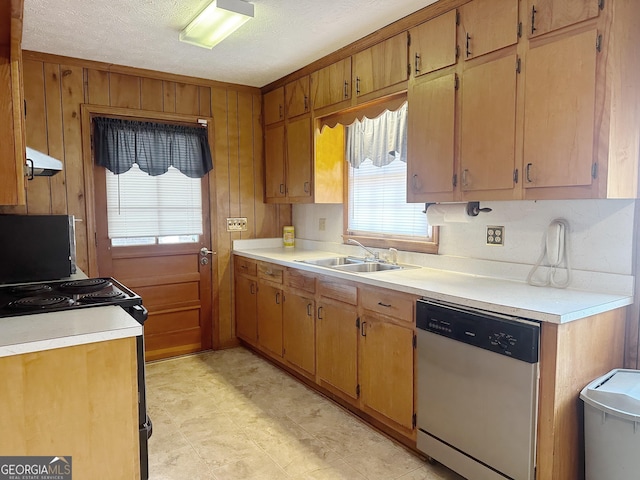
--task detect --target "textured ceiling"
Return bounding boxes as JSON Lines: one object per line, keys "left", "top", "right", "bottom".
{"left": 22, "top": 0, "right": 437, "bottom": 88}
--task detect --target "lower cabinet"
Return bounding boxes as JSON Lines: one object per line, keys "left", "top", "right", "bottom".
{"left": 257, "top": 282, "right": 283, "bottom": 357}
{"left": 235, "top": 275, "right": 258, "bottom": 344}
{"left": 282, "top": 291, "right": 315, "bottom": 375}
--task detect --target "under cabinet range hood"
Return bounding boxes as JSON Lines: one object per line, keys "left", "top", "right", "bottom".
{"left": 25, "top": 147, "right": 63, "bottom": 177}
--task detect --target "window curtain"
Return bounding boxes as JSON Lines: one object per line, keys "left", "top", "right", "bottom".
{"left": 345, "top": 102, "right": 407, "bottom": 168}
{"left": 94, "top": 117, "right": 213, "bottom": 178}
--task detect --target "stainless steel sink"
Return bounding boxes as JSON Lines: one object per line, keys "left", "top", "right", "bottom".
{"left": 298, "top": 256, "right": 364, "bottom": 267}
{"left": 332, "top": 262, "right": 404, "bottom": 273}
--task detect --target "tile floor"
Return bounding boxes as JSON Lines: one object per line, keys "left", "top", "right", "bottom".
{"left": 145, "top": 347, "right": 464, "bottom": 480}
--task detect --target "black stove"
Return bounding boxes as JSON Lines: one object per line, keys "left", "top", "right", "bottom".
{"left": 0, "top": 277, "right": 146, "bottom": 323}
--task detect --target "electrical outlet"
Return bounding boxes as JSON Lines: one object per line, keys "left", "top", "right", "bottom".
{"left": 486, "top": 226, "right": 504, "bottom": 246}
{"left": 226, "top": 217, "right": 248, "bottom": 232}
{"left": 319, "top": 218, "right": 326, "bottom": 231}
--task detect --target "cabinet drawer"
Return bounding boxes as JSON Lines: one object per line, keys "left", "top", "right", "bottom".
{"left": 286, "top": 268, "right": 316, "bottom": 293}
{"left": 234, "top": 256, "right": 257, "bottom": 276}
{"left": 318, "top": 277, "right": 357, "bottom": 305}
{"left": 360, "top": 287, "right": 414, "bottom": 323}
{"left": 258, "top": 262, "right": 284, "bottom": 284}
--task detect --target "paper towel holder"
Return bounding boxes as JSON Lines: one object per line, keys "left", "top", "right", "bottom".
{"left": 466, "top": 201, "right": 492, "bottom": 216}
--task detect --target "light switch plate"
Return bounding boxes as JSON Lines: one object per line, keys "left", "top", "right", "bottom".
{"left": 227, "top": 217, "right": 248, "bottom": 232}
{"left": 487, "top": 226, "right": 504, "bottom": 246}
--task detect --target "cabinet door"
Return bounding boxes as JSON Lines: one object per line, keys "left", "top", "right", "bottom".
{"left": 354, "top": 32, "right": 408, "bottom": 97}
{"left": 523, "top": 29, "right": 596, "bottom": 189}
{"left": 310, "top": 57, "right": 351, "bottom": 110}
{"left": 286, "top": 116, "right": 312, "bottom": 200}
{"left": 283, "top": 292, "right": 315, "bottom": 375}
{"left": 264, "top": 87, "right": 284, "bottom": 125}
{"left": 316, "top": 301, "right": 358, "bottom": 400}
{"left": 528, "top": 0, "right": 600, "bottom": 38}
{"left": 257, "top": 283, "right": 283, "bottom": 357}
{"left": 235, "top": 275, "right": 257, "bottom": 344}
{"left": 285, "top": 76, "right": 310, "bottom": 118}
{"left": 360, "top": 318, "right": 414, "bottom": 429}
{"left": 407, "top": 73, "right": 456, "bottom": 201}
{"left": 460, "top": 0, "right": 519, "bottom": 60}
{"left": 410, "top": 9, "right": 458, "bottom": 77}
{"left": 460, "top": 55, "right": 517, "bottom": 193}
{"left": 265, "top": 125, "right": 286, "bottom": 200}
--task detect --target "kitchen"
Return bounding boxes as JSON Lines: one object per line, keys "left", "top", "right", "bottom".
{"left": 1, "top": 0, "right": 639, "bottom": 479}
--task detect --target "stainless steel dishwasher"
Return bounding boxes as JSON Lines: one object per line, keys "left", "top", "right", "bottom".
{"left": 416, "top": 299, "right": 540, "bottom": 480}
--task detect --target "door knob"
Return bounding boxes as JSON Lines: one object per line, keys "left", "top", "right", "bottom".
{"left": 200, "top": 247, "right": 216, "bottom": 256}
{"left": 200, "top": 257, "right": 209, "bottom": 266}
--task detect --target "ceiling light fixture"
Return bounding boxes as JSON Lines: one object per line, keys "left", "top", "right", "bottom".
{"left": 179, "top": 0, "right": 254, "bottom": 49}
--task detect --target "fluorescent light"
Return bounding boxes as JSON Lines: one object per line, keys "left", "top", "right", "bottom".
{"left": 180, "top": 0, "right": 254, "bottom": 49}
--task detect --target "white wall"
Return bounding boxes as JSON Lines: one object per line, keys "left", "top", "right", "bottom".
{"left": 293, "top": 199, "right": 636, "bottom": 276}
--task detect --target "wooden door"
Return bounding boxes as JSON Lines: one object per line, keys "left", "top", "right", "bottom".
{"left": 528, "top": 0, "right": 600, "bottom": 38}
{"left": 282, "top": 292, "right": 315, "bottom": 375}
{"left": 460, "top": 0, "right": 519, "bottom": 60}
{"left": 360, "top": 317, "right": 414, "bottom": 429}
{"left": 523, "top": 29, "right": 597, "bottom": 191}
{"left": 407, "top": 73, "right": 456, "bottom": 201}
{"left": 310, "top": 57, "right": 351, "bottom": 110}
{"left": 257, "top": 282, "right": 283, "bottom": 357}
{"left": 410, "top": 9, "right": 458, "bottom": 77}
{"left": 94, "top": 167, "right": 213, "bottom": 362}
{"left": 316, "top": 300, "right": 358, "bottom": 400}
{"left": 264, "top": 124, "right": 286, "bottom": 200}
{"left": 235, "top": 275, "right": 257, "bottom": 344}
{"left": 354, "top": 32, "right": 408, "bottom": 97}
{"left": 263, "top": 86, "right": 284, "bottom": 125}
{"left": 460, "top": 55, "right": 517, "bottom": 193}
{"left": 286, "top": 116, "right": 312, "bottom": 200}
{"left": 285, "top": 76, "right": 310, "bottom": 118}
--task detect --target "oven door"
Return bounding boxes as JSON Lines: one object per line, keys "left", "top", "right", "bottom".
{"left": 417, "top": 328, "right": 538, "bottom": 480}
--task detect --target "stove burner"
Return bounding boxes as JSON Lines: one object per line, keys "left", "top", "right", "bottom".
{"left": 11, "top": 284, "right": 53, "bottom": 295}
{"left": 8, "top": 295, "right": 74, "bottom": 310}
{"left": 78, "top": 290, "right": 127, "bottom": 304}
{"left": 58, "top": 278, "right": 113, "bottom": 294}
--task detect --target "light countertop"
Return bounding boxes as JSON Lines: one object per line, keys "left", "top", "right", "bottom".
{"left": 233, "top": 242, "right": 633, "bottom": 324}
{"left": 0, "top": 306, "right": 142, "bottom": 358}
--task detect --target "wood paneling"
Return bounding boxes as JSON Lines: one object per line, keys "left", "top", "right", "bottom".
{"left": 18, "top": 53, "right": 284, "bottom": 352}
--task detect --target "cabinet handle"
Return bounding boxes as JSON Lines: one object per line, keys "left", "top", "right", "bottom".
{"left": 526, "top": 163, "right": 533, "bottom": 183}
{"left": 361, "top": 321, "right": 367, "bottom": 337}
{"left": 414, "top": 53, "right": 421, "bottom": 75}
{"left": 275, "top": 292, "right": 281, "bottom": 305}
{"left": 356, "top": 76, "right": 361, "bottom": 95}
{"left": 304, "top": 181, "right": 310, "bottom": 193}
{"left": 531, "top": 6, "right": 537, "bottom": 35}
{"left": 412, "top": 173, "right": 419, "bottom": 192}
{"left": 344, "top": 80, "right": 349, "bottom": 98}
{"left": 462, "top": 169, "right": 469, "bottom": 187}
{"left": 465, "top": 33, "right": 472, "bottom": 58}
{"left": 307, "top": 303, "right": 312, "bottom": 317}
{"left": 240, "top": 264, "right": 248, "bottom": 270}
{"left": 377, "top": 302, "right": 392, "bottom": 308}
{"left": 250, "top": 283, "right": 256, "bottom": 295}
{"left": 304, "top": 95, "right": 308, "bottom": 111}
{"left": 317, "top": 306, "right": 324, "bottom": 320}
{"left": 279, "top": 104, "right": 283, "bottom": 119}
{"left": 279, "top": 183, "right": 285, "bottom": 195}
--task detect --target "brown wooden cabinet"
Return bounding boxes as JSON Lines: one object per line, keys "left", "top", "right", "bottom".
{"left": 263, "top": 86, "right": 284, "bottom": 125}
{"left": 234, "top": 257, "right": 258, "bottom": 345}
{"left": 310, "top": 57, "right": 351, "bottom": 111}
{"left": 285, "top": 116, "right": 312, "bottom": 200}
{"left": 410, "top": 9, "right": 458, "bottom": 78}
{"left": 459, "top": 54, "right": 518, "bottom": 197}
{"left": 264, "top": 124, "right": 286, "bottom": 200}
{"left": 459, "top": 0, "right": 519, "bottom": 61}
{"left": 522, "top": 28, "right": 597, "bottom": 194}
{"left": 282, "top": 291, "right": 315, "bottom": 376}
{"left": 0, "top": 1, "right": 26, "bottom": 206}
{"left": 257, "top": 282, "right": 283, "bottom": 357}
{"left": 353, "top": 32, "right": 409, "bottom": 99}
{"left": 407, "top": 73, "right": 456, "bottom": 202}
{"left": 285, "top": 76, "right": 310, "bottom": 118}
{"left": 527, "top": 0, "right": 600, "bottom": 38}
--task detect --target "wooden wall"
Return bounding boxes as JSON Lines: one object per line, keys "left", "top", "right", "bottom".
{"left": 2, "top": 51, "right": 291, "bottom": 348}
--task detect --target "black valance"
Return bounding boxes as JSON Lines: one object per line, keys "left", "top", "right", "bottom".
{"left": 93, "top": 117, "right": 213, "bottom": 178}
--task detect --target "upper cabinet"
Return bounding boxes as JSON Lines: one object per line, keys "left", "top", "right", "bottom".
{"left": 528, "top": 0, "right": 600, "bottom": 38}
{"left": 410, "top": 9, "right": 458, "bottom": 77}
{"left": 285, "top": 76, "right": 310, "bottom": 118}
{"left": 459, "top": 0, "right": 519, "bottom": 60}
{"left": 310, "top": 57, "right": 351, "bottom": 111}
{"left": 0, "top": 0, "right": 26, "bottom": 206}
{"left": 353, "top": 32, "right": 408, "bottom": 99}
{"left": 263, "top": 87, "right": 284, "bottom": 125}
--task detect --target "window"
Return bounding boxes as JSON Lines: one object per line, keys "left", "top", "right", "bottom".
{"left": 344, "top": 102, "right": 437, "bottom": 252}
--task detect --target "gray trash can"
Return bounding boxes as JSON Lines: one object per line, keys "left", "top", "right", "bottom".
{"left": 580, "top": 369, "right": 640, "bottom": 480}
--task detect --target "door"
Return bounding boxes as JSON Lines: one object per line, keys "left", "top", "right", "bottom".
{"left": 265, "top": 125, "right": 286, "bottom": 200}
{"left": 282, "top": 292, "right": 315, "bottom": 375}
{"left": 528, "top": 0, "right": 600, "bottom": 38}
{"left": 94, "top": 145, "right": 214, "bottom": 362}
{"left": 257, "top": 282, "right": 283, "bottom": 357}
{"left": 235, "top": 275, "right": 257, "bottom": 344}
{"left": 286, "top": 116, "right": 312, "bottom": 200}
{"left": 410, "top": 9, "right": 458, "bottom": 77}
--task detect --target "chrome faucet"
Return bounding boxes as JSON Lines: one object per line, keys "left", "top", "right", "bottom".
{"left": 347, "top": 239, "right": 379, "bottom": 262}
